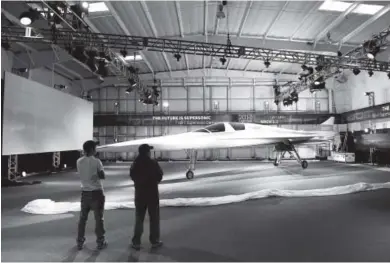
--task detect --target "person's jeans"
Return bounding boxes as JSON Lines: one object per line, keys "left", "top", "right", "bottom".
{"left": 77, "top": 190, "right": 105, "bottom": 244}
{"left": 132, "top": 200, "right": 160, "bottom": 245}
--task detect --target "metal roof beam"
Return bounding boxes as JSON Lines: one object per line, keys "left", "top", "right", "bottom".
{"left": 237, "top": 0, "right": 253, "bottom": 37}
{"left": 140, "top": 1, "right": 172, "bottom": 73}
{"left": 203, "top": 0, "right": 208, "bottom": 72}
{"left": 105, "top": 1, "right": 154, "bottom": 74}
{"left": 264, "top": 1, "right": 288, "bottom": 39}
{"left": 290, "top": 2, "right": 323, "bottom": 41}
{"left": 174, "top": 1, "right": 189, "bottom": 74}
{"left": 314, "top": 2, "right": 359, "bottom": 47}
{"left": 339, "top": 4, "right": 390, "bottom": 46}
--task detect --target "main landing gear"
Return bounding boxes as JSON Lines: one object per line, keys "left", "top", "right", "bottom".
{"left": 185, "top": 150, "right": 197, "bottom": 180}
{"left": 273, "top": 141, "right": 308, "bottom": 169}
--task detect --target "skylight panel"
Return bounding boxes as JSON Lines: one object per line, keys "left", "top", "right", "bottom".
{"left": 88, "top": 2, "right": 109, "bottom": 13}
{"left": 124, "top": 55, "right": 143, "bottom": 61}
{"left": 319, "top": 0, "right": 352, "bottom": 12}
{"left": 353, "top": 4, "right": 383, "bottom": 15}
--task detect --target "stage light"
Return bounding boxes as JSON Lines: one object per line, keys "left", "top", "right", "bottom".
{"left": 363, "top": 40, "right": 380, "bottom": 59}
{"left": 368, "top": 70, "right": 374, "bottom": 77}
{"left": 86, "top": 50, "right": 97, "bottom": 72}
{"left": 97, "top": 60, "right": 108, "bottom": 77}
{"left": 353, "top": 68, "right": 360, "bottom": 75}
{"left": 82, "top": 2, "right": 89, "bottom": 9}
{"left": 120, "top": 49, "right": 128, "bottom": 58}
{"left": 174, "top": 53, "right": 181, "bottom": 62}
{"left": 22, "top": 171, "right": 27, "bottom": 177}
{"left": 63, "top": 164, "right": 67, "bottom": 169}
{"left": 125, "top": 87, "right": 134, "bottom": 94}
{"left": 128, "top": 78, "right": 137, "bottom": 87}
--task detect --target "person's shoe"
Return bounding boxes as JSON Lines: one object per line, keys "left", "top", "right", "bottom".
{"left": 97, "top": 241, "right": 108, "bottom": 250}
{"left": 151, "top": 241, "right": 163, "bottom": 249}
{"left": 131, "top": 243, "right": 141, "bottom": 250}
{"left": 77, "top": 238, "right": 85, "bottom": 250}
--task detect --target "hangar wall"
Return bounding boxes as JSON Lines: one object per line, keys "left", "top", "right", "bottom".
{"left": 332, "top": 71, "right": 390, "bottom": 113}
{"left": 28, "top": 68, "right": 82, "bottom": 97}
{"left": 1, "top": 48, "right": 14, "bottom": 79}
{"left": 91, "top": 77, "right": 330, "bottom": 161}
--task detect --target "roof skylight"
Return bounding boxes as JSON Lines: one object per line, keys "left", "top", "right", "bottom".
{"left": 319, "top": 0, "right": 351, "bottom": 12}
{"left": 88, "top": 2, "right": 109, "bottom": 13}
{"left": 319, "top": 0, "right": 383, "bottom": 15}
{"left": 353, "top": 4, "right": 383, "bottom": 15}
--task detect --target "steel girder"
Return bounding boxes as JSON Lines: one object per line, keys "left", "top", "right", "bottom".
{"left": 2, "top": 26, "right": 390, "bottom": 74}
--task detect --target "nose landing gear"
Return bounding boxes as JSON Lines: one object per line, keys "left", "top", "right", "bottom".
{"left": 273, "top": 141, "right": 309, "bottom": 169}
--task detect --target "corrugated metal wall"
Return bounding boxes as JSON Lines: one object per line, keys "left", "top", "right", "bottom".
{"left": 91, "top": 77, "right": 329, "bottom": 160}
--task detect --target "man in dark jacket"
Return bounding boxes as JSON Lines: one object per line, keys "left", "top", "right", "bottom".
{"left": 130, "top": 144, "right": 163, "bottom": 250}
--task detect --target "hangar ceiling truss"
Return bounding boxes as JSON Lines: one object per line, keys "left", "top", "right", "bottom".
{"left": 2, "top": 26, "right": 390, "bottom": 73}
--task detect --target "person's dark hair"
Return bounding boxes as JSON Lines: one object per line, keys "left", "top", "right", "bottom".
{"left": 83, "top": 140, "right": 96, "bottom": 154}
{"left": 138, "top": 144, "right": 152, "bottom": 156}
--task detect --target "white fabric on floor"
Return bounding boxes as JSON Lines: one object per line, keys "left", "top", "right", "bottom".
{"left": 21, "top": 181, "right": 390, "bottom": 214}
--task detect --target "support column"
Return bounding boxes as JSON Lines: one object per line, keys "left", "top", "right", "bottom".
{"left": 8, "top": 155, "right": 18, "bottom": 181}
{"left": 52, "top": 152, "right": 60, "bottom": 169}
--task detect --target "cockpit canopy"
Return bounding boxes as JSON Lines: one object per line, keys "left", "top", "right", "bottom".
{"left": 194, "top": 122, "right": 245, "bottom": 133}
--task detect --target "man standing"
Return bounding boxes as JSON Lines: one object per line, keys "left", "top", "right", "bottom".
{"left": 76, "top": 140, "right": 107, "bottom": 250}
{"left": 130, "top": 144, "right": 163, "bottom": 250}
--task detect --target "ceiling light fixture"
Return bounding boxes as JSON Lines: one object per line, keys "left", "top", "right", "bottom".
{"left": 19, "top": 9, "right": 40, "bottom": 26}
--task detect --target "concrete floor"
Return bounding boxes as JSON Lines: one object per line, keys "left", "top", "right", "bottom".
{"left": 2, "top": 161, "right": 390, "bottom": 261}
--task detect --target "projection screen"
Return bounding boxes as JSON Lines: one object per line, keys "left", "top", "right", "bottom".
{"left": 2, "top": 72, "right": 93, "bottom": 155}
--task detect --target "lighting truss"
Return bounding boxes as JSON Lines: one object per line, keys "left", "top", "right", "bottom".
{"left": 343, "top": 25, "right": 390, "bottom": 60}
{"left": 13, "top": 1, "right": 147, "bottom": 95}
{"left": 2, "top": 26, "right": 390, "bottom": 74}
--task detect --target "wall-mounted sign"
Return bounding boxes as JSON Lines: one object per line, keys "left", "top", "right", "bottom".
{"left": 94, "top": 112, "right": 336, "bottom": 127}
{"left": 342, "top": 103, "right": 390, "bottom": 123}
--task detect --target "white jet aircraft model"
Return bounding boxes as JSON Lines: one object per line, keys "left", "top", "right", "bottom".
{"left": 97, "top": 117, "right": 336, "bottom": 180}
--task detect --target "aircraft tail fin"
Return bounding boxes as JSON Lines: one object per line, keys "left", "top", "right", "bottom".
{"left": 321, "top": 116, "right": 335, "bottom": 125}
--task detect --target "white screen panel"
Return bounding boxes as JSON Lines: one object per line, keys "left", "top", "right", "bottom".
{"left": 2, "top": 72, "right": 93, "bottom": 155}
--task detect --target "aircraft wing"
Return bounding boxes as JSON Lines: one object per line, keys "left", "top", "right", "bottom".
{"left": 96, "top": 131, "right": 317, "bottom": 153}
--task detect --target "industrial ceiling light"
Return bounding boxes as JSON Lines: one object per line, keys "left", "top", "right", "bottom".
{"left": 216, "top": 3, "right": 226, "bottom": 19}
{"left": 352, "top": 68, "right": 361, "bottom": 75}
{"left": 220, "top": 57, "right": 227, "bottom": 65}
{"left": 19, "top": 9, "right": 39, "bottom": 26}
{"left": 264, "top": 60, "right": 270, "bottom": 68}
{"left": 174, "top": 53, "right": 181, "bottom": 62}
{"left": 368, "top": 70, "right": 374, "bottom": 77}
